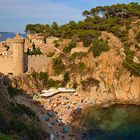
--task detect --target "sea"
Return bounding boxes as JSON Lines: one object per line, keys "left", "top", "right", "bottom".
{"left": 79, "top": 104, "right": 140, "bottom": 140}
{"left": 0, "top": 32, "right": 26, "bottom": 42}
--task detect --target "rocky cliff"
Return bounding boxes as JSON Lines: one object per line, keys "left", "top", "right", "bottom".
{"left": 9, "top": 31, "right": 140, "bottom": 108}
{"left": 72, "top": 31, "right": 140, "bottom": 106}
{"left": 4, "top": 18, "right": 140, "bottom": 111}
{"left": 81, "top": 32, "right": 140, "bottom": 106}
{"left": 48, "top": 29, "right": 140, "bottom": 107}
{"left": 0, "top": 74, "right": 48, "bottom": 140}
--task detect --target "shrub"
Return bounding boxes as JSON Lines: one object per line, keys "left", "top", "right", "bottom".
{"left": 135, "top": 32, "right": 140, "bottom": 43}
{"left": 91, "top": 39, "right": 110, "bottom": 57}
{"left": 0, "top": 113, "right": 10, "bottom": 134}
{"left": 72, "top": 52, "right": 87, "bottom": 59}
{"left": 53, "top": 40, "right": 60, "bottom": 48}
{"left": 81, "top": 77, "right": 100, "bottom": 90}
{"left": 0, "top": 133, "right": 17, "bottom": 140}
{"left": 135, "top": 44, "right": 140, "bottom": 49}
{"left": 123, "top": 45, "right": 140, "bottom": 76}
{"left": 10, "top": 119, "right": 40, "bottom": 140}
{"left": 78, "top": 62, "right": 86, "bottom": 72}
{"left": 83, "top": 40, "right": 92, "bottom": 47}
{"left": 64, "top": 72, "right": 70, "bottom": 83}
{"left": 108, "top": 24, "right": 129, "bottom": 42}
{"left": 26, "top": 45, "right": 43, "bottom": 56}
{"left": 52, "top": 58, "right": 65, "bottom": 74}
{"left": 7, "top": 86, "right": 20, "bottom": 97}
{"left": 10, "top": 119, "right": 28, "bottom": 132}
{"left": 39, "top": 72, "right": 48, "bottom": 85}
{"left": 46, "top": 52, "right": 55, "bottom": 57}
{"left": 63, "top": 41, "right": 76, "bottom": 53}
{"left": 46, "top": 79, "right": 60, "bottom": 89}
{"left": 73, "top": 82, "right": 78, "bottom": 89}
{"left": 13, "top": 104, "right": 36, "bottom": 118}
{"left": 123, "top": 60, "right": 140, "bottom": 76}
{"left": 43, "top": 36, "right": 47, "bottom": 43}
{"left": 74, "top": 30, "right": 101, "bottom": 47}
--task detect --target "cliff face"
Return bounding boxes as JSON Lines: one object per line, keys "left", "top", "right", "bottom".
{"left": 11, "top": 73, "right": 44, "bottom": 96}
{"left": 0, "top": 76, "right": 12, "bottom": 117}
{"left": 9, "top": 31, "right": 140, "bottom": 108}
{"left": 87, "top": 49, "right": 140, "bottom": 106}
{"left": 76, "top": 31, "right": 140, "bottom": 106}
{"left": 0, "top": 75, "right": 48, "bottom": 140}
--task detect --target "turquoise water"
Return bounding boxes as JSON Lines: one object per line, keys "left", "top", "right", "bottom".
{"left": 0, "top": 32, "right": 26, "bottom": 42}
{"left": 79, "top": 104, "right": 140, "bottom": 140}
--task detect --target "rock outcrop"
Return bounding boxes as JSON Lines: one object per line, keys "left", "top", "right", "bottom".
{"left": 0, "top": 74, "right": 48, "bottom": 140}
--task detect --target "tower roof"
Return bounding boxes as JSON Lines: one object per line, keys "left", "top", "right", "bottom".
{"left": 12, "top": 33, "right": 25, "bottom": 43}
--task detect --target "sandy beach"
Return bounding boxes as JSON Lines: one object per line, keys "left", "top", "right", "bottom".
{"left": 15, "top": 92, "right": 94, "bottom": 140}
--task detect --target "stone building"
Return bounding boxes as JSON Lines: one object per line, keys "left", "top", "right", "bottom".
{"left": 0, "top": 33, "right": 53, "bottom": 76}
{"left": 0, "top": 33, "right": 25, "bottom": 76}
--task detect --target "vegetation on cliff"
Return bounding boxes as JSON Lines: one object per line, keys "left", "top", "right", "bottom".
{"left": 123, "top": 44, "right": 140, "bottom": 76}
{"left": 91, "top": 39, "right": 110, "bottom": 57}
{"left": 135, "top": 31, "right": 140, "bottom": 43}
{"left": 63, "top": 41, "right": 76, "bottom": 53}
{"left": 25, "top": 2, "right": 140, "bottom": 76}
{"left": 0, "top": 75, "right": 47, "bottom": 140}
{"left": 26, "top": 43, "right": 43, "bottom": 55}
{"left": 0, "top": 133, "right": 17, "bottom": 140}
{"left": 52, "top": 57, "right": 65, "bottom": 75}
{"left": 25, "top": 2, "right": 140, "bottom": 40}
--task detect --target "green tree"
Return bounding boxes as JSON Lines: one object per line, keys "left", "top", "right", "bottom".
{"left": 82, "top": 10, "right": 91, "bottom": 17}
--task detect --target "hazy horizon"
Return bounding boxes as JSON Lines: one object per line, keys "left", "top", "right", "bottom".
{"left": 0, "top": 0, "right": 140, "bottom": 33}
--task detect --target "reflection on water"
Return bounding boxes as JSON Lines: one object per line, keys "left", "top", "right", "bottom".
{"left": 79, "top": 104, "right": 140, "bottom": 140}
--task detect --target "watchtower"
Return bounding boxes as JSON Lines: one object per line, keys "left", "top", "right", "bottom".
{"left": 12, "top": 33, "right": 25, "bottom": 76}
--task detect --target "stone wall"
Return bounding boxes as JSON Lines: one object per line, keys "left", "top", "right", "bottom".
{"left": 0, "top": 56, "right": 13, "bottom": 74}
{"left": 28, "top": 55, "right": 52, "bottom": 72}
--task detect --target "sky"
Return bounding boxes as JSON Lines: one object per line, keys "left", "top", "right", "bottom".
{"left": 0, "top": 0, "right": 140, "bottom": 33}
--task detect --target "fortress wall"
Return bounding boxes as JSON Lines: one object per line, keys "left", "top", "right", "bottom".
{"left": 28, "top": 55, "right": 52, "bottom": 72}
{"left": 0, "top": 56, "right": 13, "bottom": 75}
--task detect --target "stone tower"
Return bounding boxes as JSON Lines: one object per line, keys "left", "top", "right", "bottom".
{"left": 12, "top": 33, "right": 25, "bottom": 76}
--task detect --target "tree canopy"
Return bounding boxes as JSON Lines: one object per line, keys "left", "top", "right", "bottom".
{"left": 25, "top": 3, "right": 140, "bottom": 39}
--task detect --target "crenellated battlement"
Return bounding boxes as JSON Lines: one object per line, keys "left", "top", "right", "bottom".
{"left": 28, "top": 54, "right": 46, "bottom": 58}
{"left": 0, "top": 55, "right": 13, "bottom": 59}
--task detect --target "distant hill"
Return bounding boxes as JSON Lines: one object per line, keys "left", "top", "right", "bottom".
{"left": 0, "top": 32, "right": 26, "bottom": 42}
{"left": 0, "top": 32, "right": 15, "bottom": 34}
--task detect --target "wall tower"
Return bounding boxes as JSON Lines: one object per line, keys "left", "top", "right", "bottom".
{"left": 12, "top": 33, "right": 25, "bottom": 76}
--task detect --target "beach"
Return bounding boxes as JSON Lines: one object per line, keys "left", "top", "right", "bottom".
{"left": 15, "top": 91, "right": 94, "bottom": 140}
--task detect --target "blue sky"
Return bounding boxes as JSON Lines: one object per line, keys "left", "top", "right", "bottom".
{"left": 0, "top": 0, "right": 139, "bottom": 33}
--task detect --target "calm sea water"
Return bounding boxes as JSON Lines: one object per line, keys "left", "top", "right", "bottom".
{"left": 0, "top": 32, "right": 26, "bottom": 42}
{"left": 79, "top": 104, "right": 140, "bottom": 140}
